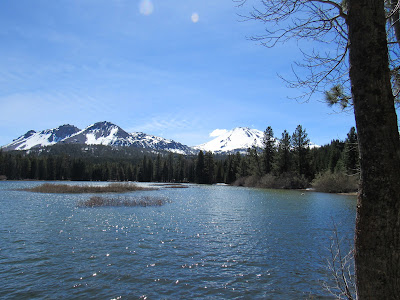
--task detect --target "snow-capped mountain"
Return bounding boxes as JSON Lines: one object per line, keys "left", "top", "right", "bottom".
{"left": 194, "top": 127, "right": 265, "bottom": 154}
{"left": 2, "top": 121, "right": 195, "bottom": 155}
{"left": 62, "top": 121, "right": 133, "bottom": 147}
{"left": 62, "top": 121, "right": 195, "bottom": 154}
{"left": 129, "top": 132, "right": 195, "bottom": 154}
{"left": 2, "top": 124, "right": 80, "bottom": 151}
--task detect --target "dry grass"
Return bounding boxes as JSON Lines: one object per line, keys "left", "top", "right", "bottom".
{"left": 77, "top": 196, "right": 168, "bottom": 207}
{"left": 151, "top": 183, "right": 189, "bottom": 189}
{"left": 164, "top": 185, "right": 189, "bottom": 189}
{"left": 22, "top": 183, "right": 155, "bottom": 194}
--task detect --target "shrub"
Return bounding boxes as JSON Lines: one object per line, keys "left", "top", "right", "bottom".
{"left": 257, "top": 174, "right": 278, "bottom": 188}
{"left": 312, "top": 171, "right": 359, "bottom": 193}
{"left": 232, "top": 173, "right": 310, "bottom": 189}
{"left": 244, "top": 175, "right": 261, "bottom": 187}
{"left": 285, "top": 173, "right": 309, "bottom": 189}
{"left": 232, "top": 177, "right": 247, "bottom": 186}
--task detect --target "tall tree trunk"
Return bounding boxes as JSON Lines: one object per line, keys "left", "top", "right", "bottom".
{"left": 347, "top": 0, "right": 400, "bottom": 298}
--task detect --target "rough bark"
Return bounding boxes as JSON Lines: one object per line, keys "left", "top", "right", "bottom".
{"left": 347, "top": 0, "right": 400, "bottom": 298}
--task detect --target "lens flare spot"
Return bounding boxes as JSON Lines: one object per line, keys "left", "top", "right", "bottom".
{"left": 139, "top": 0, "right": 154, "bottom": 16}
{"left": 191, "top": 13, "right": 199, "bottom": 23}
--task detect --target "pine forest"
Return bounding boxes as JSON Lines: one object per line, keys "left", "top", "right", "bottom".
{"left": 0, "top": 125, "right": 359, "bottom": 193}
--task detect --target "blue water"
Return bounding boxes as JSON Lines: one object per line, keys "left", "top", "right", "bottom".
{"left": 0, "top": 181, "right": 356, "bottom": 299}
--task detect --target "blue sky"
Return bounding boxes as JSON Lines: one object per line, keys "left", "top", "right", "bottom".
{"left": 0, "top": 0, "right": 356, "bottom": 147}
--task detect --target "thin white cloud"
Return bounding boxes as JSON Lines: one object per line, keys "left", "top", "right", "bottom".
{"left": 139, "top": 0, "right": 154, "bottom": 16}
{"left": 191, "top": 13, "right": 199, "bottom": 23}
{"left": 210, "top": 129, "right": 228, "bottom": 137}
{"left": 128, "top": 115, "right": 192, "bottom": 134}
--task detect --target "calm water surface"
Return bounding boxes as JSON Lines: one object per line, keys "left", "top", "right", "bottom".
{"left": 0, "top": 181, "right": 356, "bottom": 299}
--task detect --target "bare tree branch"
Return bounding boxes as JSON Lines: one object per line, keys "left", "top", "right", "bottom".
{"left": 239, "top": 0, "right": 400, "bottom": 106}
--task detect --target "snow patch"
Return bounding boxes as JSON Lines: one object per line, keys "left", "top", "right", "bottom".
{"left": 209, "top": 129, "right": 228, "bottom": 137}
{"left": 195, "top": 127, "right": 264, "bottom": 153}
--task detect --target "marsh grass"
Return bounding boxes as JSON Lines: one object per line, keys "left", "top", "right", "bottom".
{"left": 162, "top": 184, "right": 189, "bottom": 189}
{"left": 77, "top": 196, "right": 168, "bottom": 207}
{"left": 22, "top": 183, "right": 155, "bottom": 194}
{"left": 150, "top": 183, "right": 189, "bottom": 189}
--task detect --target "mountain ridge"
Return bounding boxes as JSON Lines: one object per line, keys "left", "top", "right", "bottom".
{"left": 2, "top": 122, "right": 313, "bottom": 154}
{"left": 2, "top": 121, "right": 195, "bottom": 155}
{"left": 3, "top": 124, "right": 81, "bottom": 151}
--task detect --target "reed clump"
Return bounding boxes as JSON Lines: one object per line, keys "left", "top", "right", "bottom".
{"left": 22, "top": 183, "right": 154, "bottom": 194}
{"left": 77, "top": 196, "right": 168, "bottom": 207}
{"left": 164, "top": 185, "right": 189, "bottom": 188}
{"left": 150, "top": 183, "right": 189, "bottom": 189}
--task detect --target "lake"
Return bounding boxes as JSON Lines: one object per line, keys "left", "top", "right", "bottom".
{"left": 0, "top": 181, "right": 356, "bottom": 299}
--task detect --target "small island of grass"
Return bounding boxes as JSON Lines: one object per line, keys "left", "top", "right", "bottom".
{"left": 22, "top": 182, "right": 155, "bottom": 194}
{"left": 77, "top": 196, "right": 168, "bottom": 207}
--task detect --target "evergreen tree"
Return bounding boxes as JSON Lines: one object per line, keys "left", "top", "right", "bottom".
{"left": 139, "top": 156, "right": 153, "bottom": 182}
{"left": 167, "top": 153, "right": 174, "bottom": 182}
{"left": 46, "top": 156, "right": 56, "bottom": 180}
{"left": 224, "top": 154, "right": 237, "bottom": 184}
{"left": 38, "top": 158, "right": 48, "bottom": 180}
{"left": 203, "top": 151, "right": 215, "bottom": 184}
{"left": 102, "top": 163, "right": 111, "bottom": 181}
{"left": 327, "top": 139, "right": 345, "bottom": 173}
{"left": 247, "top": 144, "right": 262, "bottom": 177}
{"left": 215, "top": 160, "right": 225, "bottom": 183}
{"left": 153, "top": 154, "right": 162, "bottom": 182}
{"left": 292, "top": 125, "right": 311, "bottom": 177}
{"left": 118, "top": 164, "right": 126, "bottom": 181}
{"left": 0, "top": 150, "right": 4, "bottom": 176}
{"left": 110, "top": 163, "right": 119, "bottom": 181}
{"left": 195, "top": 150, "right": 205, "bottom": 183}
{"left": 6, "top": 155, "right": 18, "bottom": 180}
{"left": 262, "top": 126, "right": 275, "bottom": 174}
{"left": 91, "top": 165, "right": 103, "bottom": 181}
{"left": 21, "top": 157, "right": 31, "bottom": 179}
{"left": 344, "top": 127, "right": 359, "bottom": 175}
{"left": 186, "top": 159, "right": 195, "bottom": 182}
{"left": 175, "top": 155, "right": 185, "bottom": 182}
{"left": 71, "top": 159, "right": 85, "bottom": 181}
{"left": 161, "top": 161, "right": 169, "bottom": 182}
{"left": 236, "top": 153, "right": 249, "bottom": 179}
{"left": 31, "top": 158, "right": 39, "bottom": 179}
{"left": 126, "top": 164, "right": 135, "bottom": 181}
{"left": 60, "top": 155, "right": 70, "bottom": 180}
{"left": 276, "top": 130, "right": 292, "bottom": 174}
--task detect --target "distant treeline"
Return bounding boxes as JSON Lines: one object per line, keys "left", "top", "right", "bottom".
{"left": 0, "top": 125, "right": 359, "bottom": 189}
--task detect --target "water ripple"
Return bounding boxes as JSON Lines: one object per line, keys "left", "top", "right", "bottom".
{"left": 0, "top": 182, "right": 355, "bottom": 299}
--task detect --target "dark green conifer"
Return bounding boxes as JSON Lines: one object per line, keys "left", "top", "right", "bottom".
{"left": 344, "top": 127, "right": 359, "bottom": 175}
{"left": 195, "top": 150, "right": 205, "bottom": 183}
{"left": 276, "top": 130, "right": 292, "bottom": 174}
{"left": 262, "top": 126, "right": 275, "bottom": 174}
{"left": 292, "top": 125, "right": 311, "bottom": 178}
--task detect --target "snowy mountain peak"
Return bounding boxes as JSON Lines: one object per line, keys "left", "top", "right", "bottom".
{"left": 2, "top": 121, "right": 196, "bottom": 155}
{"left": 87, "top": 121, "right": 118, "bottom": 130}
{"left": 63, "top": 121, "right": 131, "bottom": 146}
{"left": 21, "top": 130, "right": 37, "bottom": 140}
{"left": 47, "top": 124, "right": 81, "bottom": 143}
{"left": 2, "top": 124, "right": 80, "bottom": 151}
{"left": 195, "top": 127, "right": 265, "bottom": 154}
